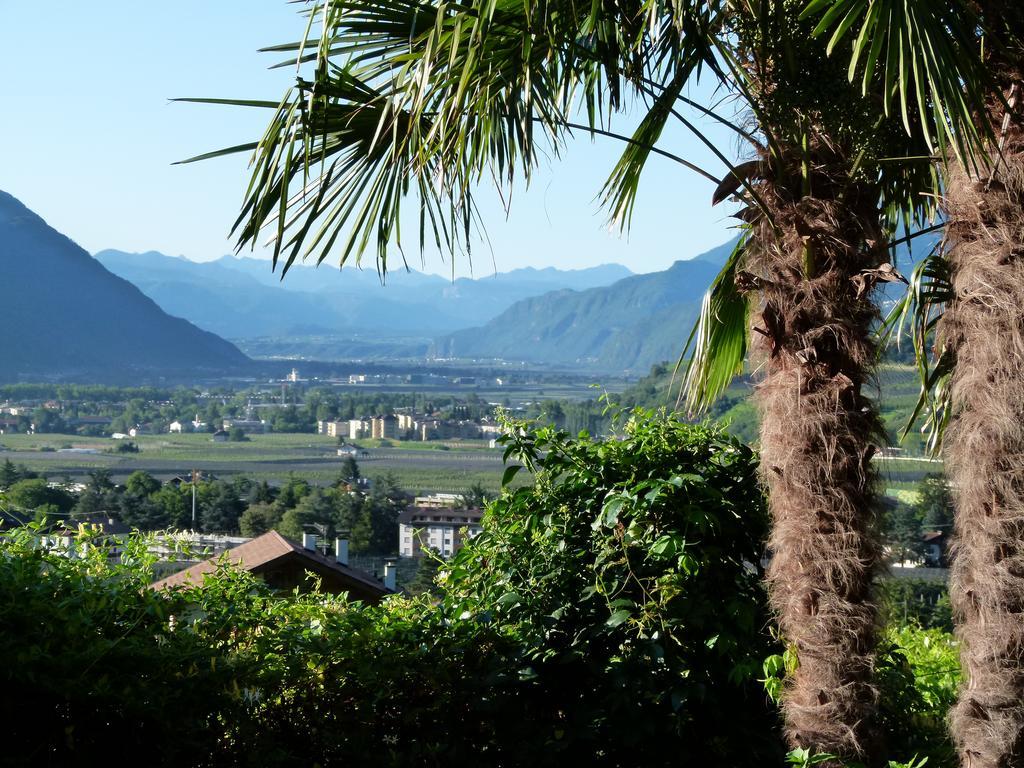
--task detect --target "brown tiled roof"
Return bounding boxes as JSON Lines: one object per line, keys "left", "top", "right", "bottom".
{"left": 151, "top": 530, "right": 390, "bottom": 598}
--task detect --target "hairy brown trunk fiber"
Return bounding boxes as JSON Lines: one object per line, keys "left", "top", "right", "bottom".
{"left": 943, "top": 69, "right": 1024, "bottom": 768}
{"left": 749, "top": 167, "right": 886, "bottom": 759}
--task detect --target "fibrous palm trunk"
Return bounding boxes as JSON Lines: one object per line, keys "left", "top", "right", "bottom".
{"left": 748, "top": 155, "right": 887, "bottom": 759}
{"left": 943, "top": 67, "right": 1024, "bottom": 768}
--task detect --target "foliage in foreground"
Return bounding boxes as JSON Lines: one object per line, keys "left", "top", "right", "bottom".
{"left": 447, "top": 413, "right": 782, "bottom": 764}
{"left": 1, "top": 412, "right": 777, "bottom": 766}
{"left": 0, "top": 412, "right": 960, "bottom": 766}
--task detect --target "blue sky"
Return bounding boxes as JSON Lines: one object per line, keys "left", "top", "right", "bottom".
{"left": 1, "top": 1, "right": 742, "bottom": 278}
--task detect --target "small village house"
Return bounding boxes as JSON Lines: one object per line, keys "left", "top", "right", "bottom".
{"left": 152, "top": 530, "right": 394, "bottom": 602}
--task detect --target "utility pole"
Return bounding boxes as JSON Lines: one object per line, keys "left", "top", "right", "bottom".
{"left": 191, "top": 468, "right": 199, "bottom": 527}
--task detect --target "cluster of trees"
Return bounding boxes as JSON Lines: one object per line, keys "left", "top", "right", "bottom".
{"left": 0, "top": 458, "right": 405, "bottom": 558}
{"left": 1, "top": 385, "right": 208, "bottom": 435}
{"left": 0, "top": 461, "right": 248, "bottom": 532}
{"left": 4, "top": 384, "right": 502, "bottom": 437}
{"left": 0, "top": 383, "right": 177, "bottom": 402}
{"left": 238, "top": 464, "right": 405, "bottom": 554}
{"left": 883, "top": 476, "right": 956, "bottom": 566}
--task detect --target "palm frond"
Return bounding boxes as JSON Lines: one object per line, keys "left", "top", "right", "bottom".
{"left": 600, "top": 71, "right": 693, "bottom": 230}
{"left": 678, "top": 231, "right": 751, "bottom": 415}
{"left": 183, "top": 0, "right": 734, "bottom": 275}
{"left": 802, "top": 0, "right": 990, "bottom": 166}
{"left": 878, "top": 245, "right": 954, "bottom": 453}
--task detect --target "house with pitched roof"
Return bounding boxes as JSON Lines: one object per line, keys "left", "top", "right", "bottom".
{"left": 151, "top": 530, "right": 395, "bottom": 603}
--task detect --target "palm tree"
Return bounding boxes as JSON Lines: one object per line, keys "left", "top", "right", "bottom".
{"left": 865, "top": 4, "right": 1024, "bottom": 764}
{"left": 187, "top": 0, "right": 974, "bottom": 758}
{"left": 942, "top": 15, "right": 1024, "bottom": 762}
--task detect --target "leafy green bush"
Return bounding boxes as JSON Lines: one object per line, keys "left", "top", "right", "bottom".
{"left": 0, "top": 525, "right": 533, "bottom": 766}
{"left": 445, "top": 411, "right": 783, "bottom": 765}
{"left": 875, "top": 623, "right": 960, "bottom": 767}
{"left": 879, "top": 578, "right": 953, "bottom": 631}
{"left": 1, "top": 411, "right": 783, "bottom": 766}
{"left": 777, "top": 622, "right": 961, "bottom": 768}
{"left": 0, "top": 527, "right": 239, "bottom": 763}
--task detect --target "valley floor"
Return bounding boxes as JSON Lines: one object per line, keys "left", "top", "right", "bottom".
{"left": 0, "top": 432, "right": 512, "bottom": 494}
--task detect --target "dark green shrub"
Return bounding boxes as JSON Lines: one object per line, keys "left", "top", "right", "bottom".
{"left": 0, "top": 411, "right": 782, "bottom": 766}
{"left": 0, "top": 528, "right": 239, "bottom": 764}
{"left": 443, "top": 411, "right": 783, "bottom": 765}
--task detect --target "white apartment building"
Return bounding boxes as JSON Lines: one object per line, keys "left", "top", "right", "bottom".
{"left": 398, "top": 506, "right": 484, "bottom": 558}
{"left": 371, "top": 415, "right": 398, "bottom": 439}
{"left": 348, "top": 419, "right": 370, "bottom": 439}
{"left": 317, "top": 420, "right": 350, "bottom": 438}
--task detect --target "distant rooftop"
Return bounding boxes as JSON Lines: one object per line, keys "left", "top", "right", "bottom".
{"left": 151, "top": 530, "right": 392, "bottom": 603}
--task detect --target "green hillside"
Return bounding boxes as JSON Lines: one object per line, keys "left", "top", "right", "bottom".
{"left": 433, "top": 241, "right": 737, "bottom": 374}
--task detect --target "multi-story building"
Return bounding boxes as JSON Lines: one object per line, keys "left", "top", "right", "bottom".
{"left": 348, "top": 419, "right": 370, "bottom": 439}
{"left": 413, "top": 493, "right": 463, "bottom": 509}
{"left": 317, "top": 420, "right": 350, "bottom": 438}
{"left": 371, "top": 415, "right": 398, "bottom": 439}
{"left": 398, "top": 505, "right": 484, "bottom": 558}
{"left": 416, "top": 419, "right": 484, "bottom": 441}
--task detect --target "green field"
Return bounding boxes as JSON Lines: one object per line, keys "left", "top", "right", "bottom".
{"left": 0, "top": 432, "right": 515, "bottom": 493}
{"left": 0, "top": 432, "right": 492, "bottom": 458}
{"left": 0, "top": 365, "right": 940, "bottom": 495}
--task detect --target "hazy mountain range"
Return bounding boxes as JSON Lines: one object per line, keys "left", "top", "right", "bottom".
{"left": 432, "top": 241, "right": 735, "bottom": 373}
{"left": 94, "top": 249, "right": 633, "bottom": 339}
{"left": 3, "top": 189, "right": 931, "bottom": 380}
{"left": 0, "top": 191, "right": 248, "bottom": 381}
{"left": 94, "top": 243, "right": 732, "bottom": 372}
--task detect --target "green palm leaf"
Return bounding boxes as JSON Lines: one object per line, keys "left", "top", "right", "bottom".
{"left": 181, "top": 0, "right": 733, "bottom": 275}
{"left": 879, "top": 245, "right": 954, "bottom": 453}
{"left": 679, "top": 231, "right": 751, "bottom": 415}
{"left": 802, "top": 0, "right": 990, "bottom": 165}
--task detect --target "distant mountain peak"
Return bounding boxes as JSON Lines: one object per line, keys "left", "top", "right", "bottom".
{"left": 433, "top": 253, "right": 725, "bottom": 373}
{"left": 94, "top": 247, "right": 640, "bottom": 347}
{"left": 689, "top": 237, "right": 741, "bottom": 266}
{"left": 0, "top": 193, "right": 248, "bottom": 380}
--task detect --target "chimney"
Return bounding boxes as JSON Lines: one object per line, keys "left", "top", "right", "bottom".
{"left": 302, "top": 532, "right": 317, "bottom": 551}
{"left": 335, "top": 538, "right": 349, "bottom": 566}
{"left": 383, "top": 559, "right": 397, "bottom": 591}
